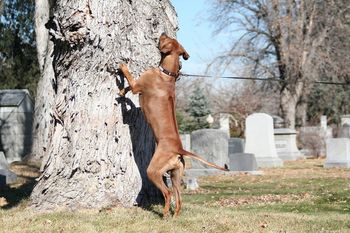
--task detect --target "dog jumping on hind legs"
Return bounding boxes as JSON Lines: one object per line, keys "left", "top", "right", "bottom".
{"left": 118, "top": 33, "right": 229, "bottom": 218}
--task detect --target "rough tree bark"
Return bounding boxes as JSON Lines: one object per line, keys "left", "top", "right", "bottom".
{"left": 30, "top": 0, "right": 178, "bottom": 210}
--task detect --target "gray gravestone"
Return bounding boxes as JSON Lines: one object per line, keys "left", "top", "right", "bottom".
{"left": 229, "top": 138, "right": 244, "bottom": 154}
{"left": 185, "top": 129, "right": 229, "bottom": 177}
{"left": 0, "top": 151, "right": 17, "bottom": 187}
{"left": 274, "top": 128, "right": 303, "bottom": 161}
{"left": 229, "top": 153, "right": 257, "bottom": 171}
{"left": 0, "top": 89, "right": 34, "bottom": 163}
{"left": 0, "top": 151, "right": 9, "bottom": 169}
{"left": 339, "top": 124, "right": 350, "bottom": 138}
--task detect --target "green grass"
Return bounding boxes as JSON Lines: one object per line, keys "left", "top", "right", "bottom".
{"left": 1, "top": 159, "right": 350, "bottom": 232}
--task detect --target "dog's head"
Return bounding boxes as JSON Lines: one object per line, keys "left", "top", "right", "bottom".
{"left": 159, "top": 33, "right": 190, "bottom": 60}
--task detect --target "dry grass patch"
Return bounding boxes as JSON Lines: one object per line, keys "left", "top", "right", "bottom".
{"left": 215, "top": 193, "right": 313, "bottom": 207}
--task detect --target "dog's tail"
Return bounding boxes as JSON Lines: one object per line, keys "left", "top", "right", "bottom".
{"left": 180, "top": 149, "right": 229, "bottom": 171}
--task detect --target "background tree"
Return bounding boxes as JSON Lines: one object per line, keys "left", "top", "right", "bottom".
{"left": 25, "top": 0, "right": 55, "bottom": 165}
{"left": 0, "top": 0, "right": 40, "bottom": 96}
{"left": 307, "top": 84, "right": 350, "bottom": 126}
{"left": 210, "top": 80, "right": 279, "bottom": 136}
{"left": 177, "top": 86, "right": 211, "bottom": 133}
{"left": 30, "top": 0, "right": 178, "bottom": 211}
{"left": 210, "top": 0, "right": 350, "bottom": 129}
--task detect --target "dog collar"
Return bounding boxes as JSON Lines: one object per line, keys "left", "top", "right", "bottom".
{"left": 159, "top": 66, "right": 178, "bottom": 78}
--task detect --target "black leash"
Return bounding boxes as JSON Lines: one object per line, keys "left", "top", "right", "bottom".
{"left": 179, "top": 73, "right": 350, "bottom": 86}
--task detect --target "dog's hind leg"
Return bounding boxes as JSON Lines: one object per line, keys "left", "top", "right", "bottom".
{"left": 146, "top": 151, "right": 174, "bottom": 218}
{"left": 171, "top": 157, "right": 184, "bottom": 217}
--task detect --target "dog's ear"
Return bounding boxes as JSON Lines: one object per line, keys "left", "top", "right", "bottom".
{"left": 159, "top": 42, "right": 173, "bottom": 54}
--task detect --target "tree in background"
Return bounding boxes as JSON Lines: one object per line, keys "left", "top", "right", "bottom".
{"left": 307, "top": 84, "right": 350, "bottom": 126}
{"left": 177, "top": 86, "right": 211, "bottom": 133}
{"left": 0, "top": 0, "right": 40, "bottom": 96}
{"left": 210, "top": 80, "right": 279, "bottom": 137}
{"left": 210, "top": 0, "right": 350, "bottom": 129}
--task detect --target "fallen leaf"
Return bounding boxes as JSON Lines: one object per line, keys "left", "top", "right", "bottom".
{"left": 260, "top": 222, "right": 268, "bottom": 228}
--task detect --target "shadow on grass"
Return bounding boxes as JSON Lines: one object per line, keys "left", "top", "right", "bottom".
{"left": 0, "top": 163, "right": 39, "bottom": 209}
{"left": 0, "top": 178, "right": 36, "bottom": 209}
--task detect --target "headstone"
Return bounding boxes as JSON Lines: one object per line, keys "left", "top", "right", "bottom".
{"left": 320, "top": 115, "right": 327, "bottom": 131}
{"left": 185, "top": 129, "right": 229, "bottom": 177}
{"left": 219, "top": 113, "right": 231, "bottom": 136}
{"left": 319, "top": 115, "right": 333, "bottom": 139}
{"left": 0, "top": 89, "right": 34, "bottom": 163}
{"left": 272, "top": 115, "right": 284, "bottom": 128}
{"left": 0, "top": 151, "right": 9, "bottom": 169}
{"left": 245, "top": 113, "right": 283, "bottom": 167}
{"left": 183, "top": 177, "right": 199, "bottom": 190}
{"left": 324, "top": 138, "right": 350, "bottom": 168}
{"left": 229, "top": 153, "right": 257, "bottom": 171}
{"left": 274, "top": 128, "right": 304, "bottom": 161}
{"left": 339, "top": 124, "right": 350, "bottom": 138}
{"left": 341, "top": 115, "right": 350, "bottom": 126}
{"left": 180, "top": 134, "right": 191, "bottom": 151}
{"left": 0, "top": 151, "right": 17, "bottom": 187}
{"left": 229, "top": 138, "right": 244, "bottom": 154}
{"left": 180, "top": 134, "right": 192, "bottom": 169}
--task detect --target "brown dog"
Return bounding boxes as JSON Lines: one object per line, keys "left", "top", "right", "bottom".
{"left": 118, "top": 33, "right": 228, "bottom": 217}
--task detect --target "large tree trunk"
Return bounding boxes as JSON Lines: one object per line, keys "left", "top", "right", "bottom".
{"left": 30, "top": 0, "right": 178, "bottom": 210}
{"left": 280, "top": 81, "right": 304, "bottom": 129}
{"left": 26, "top": 0, "right": 55, "bottom": 166}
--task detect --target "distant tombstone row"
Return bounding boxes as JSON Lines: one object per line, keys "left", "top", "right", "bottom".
{"left": 180, "top": 113, "right": 350, "bottom": 190}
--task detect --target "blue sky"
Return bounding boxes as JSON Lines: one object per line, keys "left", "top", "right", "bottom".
{"left": 171, "top": 0, "right": 233, "bottom": 76}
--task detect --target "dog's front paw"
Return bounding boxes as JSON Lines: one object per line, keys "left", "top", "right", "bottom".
{"left": 118, "top": 88, "right": 126, "bottom": 97}
{"left": 119, "top": 63, "right": 127, "bottom": 72}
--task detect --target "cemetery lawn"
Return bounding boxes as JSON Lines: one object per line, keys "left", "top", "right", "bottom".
{"left": 1, "top": 159, "right": 350, "bottom": 233}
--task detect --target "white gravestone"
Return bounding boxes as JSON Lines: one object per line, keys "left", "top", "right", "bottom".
{"left": 320, "top": 115, "right": 327, "bottom": 131}
{"left": 245, "top": 113, "right": 283, "bottom": 167}
{"left": 180, "top": 134, "right": 191, "bottom": 151}
{"left": 274, "top": 128, "right": 304, "bottom": 161}
{"left": 219, "top": 113, "right": 231, "bottom": 136}
{"left": 320, "top": 115, "right": 333, "bottom": 139}
{"left": 324, "top": 138, "right": 350, "bottom": 168}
